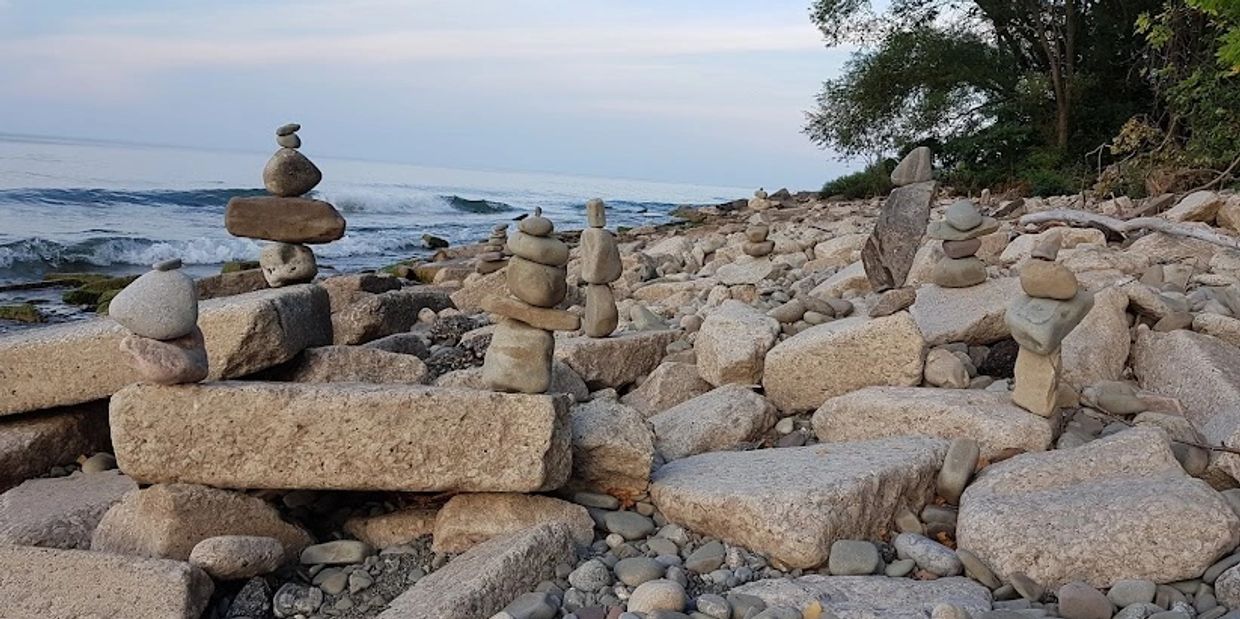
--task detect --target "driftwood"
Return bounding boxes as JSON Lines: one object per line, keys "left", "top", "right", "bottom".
{"left": 1018, "top": 209, "right": 1240, "bottom": 252}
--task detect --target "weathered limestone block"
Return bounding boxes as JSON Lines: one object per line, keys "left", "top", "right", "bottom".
{"left": 909, "top": 278, "right": 1020, "bottom": 346}
{"left": 431, "top": 493, "right": 593, "bottom": 554}
{"left": 568, "top": 398, "right": 655, "bottom": 498}
{"left": 554, "top": 330, "right": 678, "bottom": 389}
{"left": 0, "top": 404, "right": 110, "bottom": 490}
{"left": 109, "top": 382, "right": 571, "bottom": 493}
{"left": 694, "top": 300, "right": 780, "bottom": 386}
{"left": 0, "top": 470, "right": 136, "bottom": 549}
{"left": 275, "top": 345, "right": 428, "bottom": 384}
{"left": 650, "top": 385, "right": 776, "bottom": 461}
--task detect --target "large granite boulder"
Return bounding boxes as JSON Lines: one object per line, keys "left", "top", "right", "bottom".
{"left": 694, "top": 300, "right": 779, "bottom": 387}
{"left": 650, "top": 385, "right": 776, "bottom": 461}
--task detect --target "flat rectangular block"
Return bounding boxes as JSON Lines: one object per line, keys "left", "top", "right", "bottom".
{"left": 110, "top": 382, "right": 571, "bottom": 492}
{"left": 0, "top": 544, "right": 213, "bottom": 619}
{"left": 224, "top": 196, "right": 345, "bottom": 244}
{"left": 1012, "top": 347, "right": 1060, "bottom": 417}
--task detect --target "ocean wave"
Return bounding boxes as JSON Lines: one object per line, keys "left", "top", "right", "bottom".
{"left": 0, "top": 236, "right": 259, "bottom": 269}
{"left": 0, "top": 187, "right": 266, "bottom": 209}
{"left": 315, "top": 188, "right": 514, "bottom": 215}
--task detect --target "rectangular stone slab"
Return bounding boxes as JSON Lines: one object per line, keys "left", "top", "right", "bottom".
{"left": 0, "top": 284, "right": 330, "bottom": 416}
{"left": 650, "top": 436, "right": 947, "bottom": 569}
{"left": 110, "top": 382, "right": 571, "bottom": 492}
{"left": 0, "top": 544, "right": 213, "bottom": 618}
{"left": 224, "top": 196, "right": 346, "bottom": 243}
{"left": 0, "top": 404, "right": 110, "bottom": 491}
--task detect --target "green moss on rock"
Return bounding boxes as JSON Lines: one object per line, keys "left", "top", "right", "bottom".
{"left": 221, "top": 260, "right": 260, "bottom": 274}
{"left": 0, "top": 303, "right": 44, "bottom": 323}
{"left": 61, "top": 275, "right": 138, "bottom": 307}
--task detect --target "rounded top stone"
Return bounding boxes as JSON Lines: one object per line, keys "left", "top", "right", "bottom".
{"left": 276, "top": 123, "right": 301, "bottom": 136}
{"left": 945, "top": 201, "right": 983, "bottom": 231}
{"left": 153, "top": 258, "right": 182, "bottom": 271}
{"left": 586, "top": 198, "right": 606, "bottom": 228}
{"left": 519, "top": 208, "right": 554, "bottom": 236}
{"left": 1031, "top": 231, "right": 1062, "bottom": 261}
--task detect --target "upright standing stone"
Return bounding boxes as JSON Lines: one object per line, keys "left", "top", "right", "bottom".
{"left": 890, "top": 146, "right": 933, "bottom": 186}
{"left": 580, "top": 199, "right": 623, "bottom": 338}
{"left": 862, "top": 175, "right": 936, "bottom": 291}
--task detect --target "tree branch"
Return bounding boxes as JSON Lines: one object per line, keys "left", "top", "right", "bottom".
{"left": 1018, "top": 209, "right": 1240, "bottom": 251}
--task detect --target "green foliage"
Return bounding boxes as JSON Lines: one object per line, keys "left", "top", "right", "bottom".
{"left": 1188, "top": 0, "right": 1240, "bottom": 69}
{"left": 820, "top": 159, "right": 895, "bottom": 199}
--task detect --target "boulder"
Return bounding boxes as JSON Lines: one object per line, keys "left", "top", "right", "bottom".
{"left": 0, "top": 545, "right": 214, "bottom": 619}
{"left": 318, "top": 273, "right": 404, "bottom": 312}
{"left": 377, "top": 523, "right": 575, "bottom": 619}
{"left": 861, "top": 180, "right": 936, "bottom": 290}
{"left": 332, "top": 288, "right": 454, "bottom": 345}
{"left": 730, "top": 575, "right": 990, "bottom": 619}
{"left": 554, "top": 330, "right": 678, "bottom": 388}
{"left": 762, "top": 313, "right": 926, "bottom": 412}
{"left": 199, "top": 284, "right": 332, "bottom": 380}
{"left": 957, "top": 427, "right": 1239, "bottom": 588}
{"left": 1060, "top": 286, "right": 1130, "bottom": 390}
{"left": 0, "top": 404, "right": 110, "bottom": 491}
{"left": 619, "top": 361, "right": 713, "bottom": 418}
{"left": 568, "top": 398, "right": 656, "bottom": 498}
{"left": 194, "top": 268, "right": 268, "bottom": 300}
{"left": 276, "top": 345, "right": 428, "bottom": 384}
{"left": 694, "top": 300, "right": 780, "bottom": 386}
{"left": 650, "top": 436, "right": 947, "bottom": 568}
{"left": 1132, "top": 327, "right": 1240, "bottom": 480}
{"left": 343, "top": 507, "right": 438, "bottom": 549}
{"left": 811, "top": 261, "right": 872, "bottom": 299}
{"left": 890, "top": 147, "right": 933, "bottom": 186}
{"left": 1194, "top": 312, "right": 1240, "bottom": 348}
{"left": 813, "top": 387, "right": 1053, "bottom": 459}
{"left": 909, "top": 278, "right": 1020, "bottom": 346}
{"left": 110, "top": 382, "right": 571, "bottom": 493}
{"left": 650, "top": 385, "right": 777, "bottom": 461}
{"left": 0, "top": 470, "right": 136, "bottom": 549}
{"left": 1000, "top": 229, "right": 1106, "bottom": 267}
{"left": 1165, "top": 190, "right": 1223, "bottom": 223}
{"left": 431, "top": 493, "right": 594, "bottom": 554}
{"left": 91, "top": 483, "right": 311, "bottom": 562}
{"left": 224, "top": 196, "right": 344, "bottom": 243}
{"left": 450, "top": 269, "right": 510, "bottom": 313}
{"left": 813, "top": 234, "right": 868, "bottom": 269}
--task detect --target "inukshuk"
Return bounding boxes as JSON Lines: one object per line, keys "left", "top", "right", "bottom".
{"left": 581, "top": 199, "right": 622, "bottom": 337}
{"left": 1005, "top": 232, "right": 1094, "bottom": 416}
{"left": 925, "top": 200, "right": 998, "bottom": 288}
{"left": 224, "top": 123, "right": 346, "bottom": 287}
{"left": 481, "top": 208, "right": 580, "bottom": 392}
{"left": 861, "top": 146, "right": 936, "bottom": 291}
{"left": 109, "top": 258, "right": 208, "bottom": 384}
{"left": 743, "top": 219, "right": 774, "bottom": 257}
{"left": 476, "top": 223, "right": 509, "bottom": 274}
{"left": 748, "top": 188, "right": 773, "bottom": 211}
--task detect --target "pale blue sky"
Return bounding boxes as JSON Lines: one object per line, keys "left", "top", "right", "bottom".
{"left": 0, "top": 0, "right": 856, "bottom": 188}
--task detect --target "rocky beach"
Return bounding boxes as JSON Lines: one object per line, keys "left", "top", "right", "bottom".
{"left": 5, "top": 142, "right": 1240, "bottom": 619}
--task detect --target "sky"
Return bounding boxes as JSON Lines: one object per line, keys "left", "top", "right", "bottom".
{"left": 0, "top": 0, "right": 857, "bottom": 189}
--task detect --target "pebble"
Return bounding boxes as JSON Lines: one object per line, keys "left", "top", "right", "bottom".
{"left": 885, "top": 558, "right": 916, "bottom": 577}
{"left": 924, "top": 348, "right": 970, "bottom": 389}
{"left": 587, "top": 198, "right": 607, "bottom": 228}
{"left": 277, "top": 133, "right": 301, "bottom": 149}
{"left": 569, "top": 559, "right": 613, "bottom": 592}
{"left": 1082, "top": 381, "right": 1146, "bottom": 415}
{"left": 119, "top": 328, "right": 209, "bottom": 385}
{"left": 80, "top": 452, "right": 117, "bottom": 473}
{"left": 1031, "top": 232, "right": 1062, "bottom": 261}
{"left": 260, "top": 241, "right": 317, "bottom": 287}
{"left": 685, "top": 541, "right": 726, "bottom": 573}
{"left": 1058, "top": 581, "right": 1112, "bottom": 619}
{"left": 108, "top": 261, "right": 199, "bottom": 340}
{"left": 827, "top": 540, "right": 879, "bottom": 575}
{"left": 276, "top": 123, "right": 301, "bottom": 136}
{"left": 1010, "top": 571, "right": 1045, "bottom": 601}
{"left": 956, "top": 548, "right": 1000, "bottom": 589}
{"left": 299, "top": 540, "right": 373, "bottom": 565}
{"left": 937, "top": 438, "right": 980, "bottom": 504}
{"left": 695, "top": 593, "right": 731, "bottom": 619}
{"left": 627, "top": 579, "right": 686, "bottom": 614}
{"left": 605, "top": 511, "right": 656, "bottom": 540}
{"left": 315, "top": 568, "right": 348, "bottom": 595}
{"left": 869, "top": 287, "right": 917, "bottom": 317}
{"left": 942, "top": 238, "right": 981, "bottom": 258}
{"left": 614, "top": 557, "right": 664, "bottom": 587}
{"left": 272, "top": 582, "right": 322, "bottom": 618}
{"left": 894, "top": 507, "right": 924, "bottom": 535}
{"left": 502, "top": 592, "right": 559, "bottom": 619}
{"left": 894, "top": 533, "right": 962, "bottom": 576}
{"left": 727, "top": 592, "right": 767, "bottom": 618}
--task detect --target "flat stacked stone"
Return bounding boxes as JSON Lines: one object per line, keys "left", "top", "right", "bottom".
{"left": 742, "top": 221, "right": 774, "bottom": 257}
{"left": 225, "top": 123, "right": 345, "bottom": 288}
{"left": 1005, "top": 232, "right": 1094, "bottom": 416}
{"left": 580, "top": 199, "right": 622, "bottom": 338}
{"left": 110, "top": 258, "right": 207, "bottom": 384}
{"left": 482, "top": 208, "right": 574, "bottom": 393}
{"left": 926, "top": 200, "right": 997, "bottom": 288}
{"left": 476, "top": 224, "right": 509, "bottom": 274}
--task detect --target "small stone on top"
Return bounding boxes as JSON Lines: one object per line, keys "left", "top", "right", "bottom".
{"left": 276, "top": 123, "right": 301, "bottom": 136}
{"left": 153, "top": 258, "right": 183, "bottom": 272}
{"left": 945, "top": 200, "right": 983, "bottom": 231}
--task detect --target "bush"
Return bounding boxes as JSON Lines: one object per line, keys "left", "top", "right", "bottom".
{"left": 820, "top": 159, "right": 896, "bottom": 199}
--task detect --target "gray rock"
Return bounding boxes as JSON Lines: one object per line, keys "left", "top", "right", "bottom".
{"left": 227, "top": 577, "right": 272, "bottom": 618}
{"left": 276, "top": 123, "right": 300, "bottom": 136}
{"left": 684, "top": 541, "right": 726, "bottom": 573}
{"left": 945, "top": 200, "right": 983, "bottom": 232}
{"left": 861, "top": 180, "right": 936, "bottom": 290}
{"left": 501, "top": 591, "right": 559, "bottom": 619}
{"left": 299, "top": 540, "right": 373, "bottom": 565}
{"left": 1058, "top": 581, "right": 1112, "bottom": 619}
{"left": 732, "top": 575, "right": 990, "bottom": 619}
{"left": 828, "top": 540, "right": 880, "bottom": 576}
{"left": 0, "top": 470, "right": 136, "bottom": 549}
{"left": 627, "top": 579, "right": 686, "bottom": 614}
{"left": 189, "top": 535, "right": 284, "bottom": 580}
{"left": 886, "top": 558, "right": 916, "bottom": 577}
{"left": 569, "top": 559, "right": 614, "bottom": 592}
{"left": 890, "top": 146, "right": 933, "bottom": 187}
{"left": 956, "top": 547, "right": 1000, "bottom": 589}
{"left": 651, "top": 385, "right": 776, "bottom": 462}
{"left": 276, "top": 133, "right": 301, "bottom": 148}
{"left": 695, "top": 593, "right": 730, "bottom": 619}
{"left": 263, "top": 148, "right": 322, "bottom": 197}
{"left": 615, "top": 557, "right": 665, "bottom": 587}
{"left": 1216, "top": 564, "right": 1240, "bottom": 609}
{"left": 1109, "top": 579, "right": 1157, "bottom": 607}
{"left": 894, "top": 533, "right": 962, "bottom": 576}
{"left": 937, "top": 438, "right": 980, "bottom": 504}
{"left": 259, "top": 242, "right": 317, "bottom": 287}
{"left": 1005, "top": 292, "right": 1095, "bottom": 356}
{"left": 274, "top": 582, "right": 323, "bottom": 618}
{"left": 109, "top": 264, "right": 198, "bottom": 340}
{"left": 604, "top": 511, "right": 655, "bottom": 540}
{"left": 1010, "top": 571, "right": 1044, "bottom": 601}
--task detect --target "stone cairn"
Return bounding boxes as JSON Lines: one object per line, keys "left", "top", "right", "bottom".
{"left": 224, "top": 123, "right": 346, "bottom": 287}
{"left": 481, "top": 208, "right": 579, "bottom": 393}
{"left": 925, "top": 200, "right": 998, "bottom": 288}
{"left": 476, "top": 224, "right": 509, "bottom": 274}
{"left": 1005, "top": 232, "right": 1094, "bottom": 416}
{"left": 861, "top": 147, "right": 935, "bottom": 291}
{"left": 742, "top": 219, "right": 774, "bottom": 257}
{"left": 581, "top": 199, "right": 622, "bottom": 338}
{"left": 748, "top": 188, "right": 773, "bottom": 211}
{"left": 110, "top": 258, "right": 208, "bottom": 384}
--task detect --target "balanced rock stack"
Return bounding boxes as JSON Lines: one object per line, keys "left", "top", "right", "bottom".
{"left": 861, "top": 147, "right": 936, "bottom": 291}
{"left": 581, "top": 199, "right": 622, "bottom": 337}
{"left": 742, "top": 221, "right": 774, "bottom": 257}
{"left": 481, "top": 208, "right": 579, "bottom": 392}
{"left": 109, "top": 258, "right": 208, "bottom": 384}
{"left": 476, "top": 224, "right": 509, "bottom": 274}
{"left": 1005, "top": 233, "right": 1094, "bottom": 416}
{"left": 925, "top": 200, "right": 997, "bottom": 288}
{"left": 748, "top": 188, "right": 773, "bottom": 211}
{"left": 225, "top": 123, "right": 346, "bottom": 287}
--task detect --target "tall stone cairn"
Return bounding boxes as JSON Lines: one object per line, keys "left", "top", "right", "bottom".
{"left": 925, "top": 200, "right": 998, "bottom": 288}
{"left": 109, "top": 258, "right": 208, "bottom": 384}
{"left": 481, "top": 207, "right": 580, "bottom": 393}
{"left": 224, "top": 123, "right": 346, "bottom": 287}
{"left": 581, "top": 199, "right": 623, "bottom": 337}
{"left": 1005, "top": 232, "right": 1094, "bottom": 416}
{"left": 476, "top": 224, "right": 509, "bottom": 274}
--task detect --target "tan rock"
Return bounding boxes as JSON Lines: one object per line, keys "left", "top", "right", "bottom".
{"left": 619, "top": 362, "right": 713, "bottom": 418}
{"left": 431, "top": 493, "right": 593, "bottom": 554}
{"left": 910, "top": 278, "right": 1020, "bottom": 346}
{"left": 890, "top": 147, "right": 933, "bottom": 186}
{"left": 651, "top": 385, "right": 776, "bottom": 461}
{"left": 481, "top": 295, "right": 580, "bottom": 331}
{"left": 0, "top": 470, "right": 137, "bottom": 549}
{"left": 188, "top": 535, "right": 285, "bottom": 580}
{"left": 1165, "top": 190, "right": 1223, "bottom": 223}
{"left": 110, "top": 382, "right": 572, "bottom": 492}
{"left": 651, "top": 437, "right": 947, "bottom": 568}
{"left": 923, "top": 348, "right": 969, "bottom": 389}
{"left": 1000, "top": 229, "right": 1106, "bottom": 267}
{"left": 1011, "top": 347, "right": 1060, "bottom": 417}
{"left": 278, "top": 345, "right": 428, "bottom": 384}
{"left": 259, "top": 241, "right": 317, "bottom": 287}
{"left": 507, "top": 256, "right": 568, "bottom": 308}
{"left": 483, "top": 318, "right": 554, "bottom": 394}
{"left": 1193, "top": 312, "right": 1240, "bottom": 348}
{"left": 1020, "top": 260, "right": 1078, "bottom": 300}
{"left": 762, "top": 313, "right": 926, "bottom": 412}
{"left": 331, "top": 288, "right": 453, "bottom": 345}
{"left": 224, "top": 196, "right": 343, "bottom": 243}
{"left": 1061, "top": 287, "right": 1130, "bottom": 390}
{"left": 194, "top": 268, "right": 269, "bottom": 300}
{"left": 0, "top": 404, "right": 110, "bottom": 490}
{"left": 715, "top": 257, "right": 775, "bottom": 286}
{"left": 91, "top": 483, "right": 311, "bottom": 562}
{"left": 436, "top": 360, "right": 589, "bottom": 403}
{"left": 344, "top": 507, "right": 438, "bottom": 549}
{"left": 318, "top": 273, "right": 403, "bottom": 312}
{"left": 813, "top": 234, "right": 868, "bottom": 269}
{"left": 0, "top": 320, "right": 139, "bottom": 416}
{"left": 120, "top": 328, "right": 209, "bottom": 385}
{"left": 0, "top": 544, "right": 214, "bottom": 619}
{"left": 262, "top": 147, "right": 322, "bottom": 197}
{"left": 507, "top": 231, "right": 569, "bottom": 267}
{"left": 1218, "top": 195, "right": 1240, "bottom": 233}
{"left": 378, "top": 523, "right": 576, "bottom": 619}
{"left": 958, "top": 427, "right": 1240, "bottom": 588}
{"left": 811, "top": 261, "right": 872, "bottom": 298}
{"left": 568, "top": 398, "right": 655, "bottom": 498}
{"left": 580, "top": 228, "right": 623, "bottom": 284}
{"left": 450, "top": 268, "right": 509, "bottom": 312}
{"left": 1127, "top": 231, "right": 1219, "bottom": 267}
{"left": 582, "top": 284, "right": 618, "bottom": 337}
{"left": 813, "top": 387, "right": 1053, "bottom": 459}
{"left": 200, "top": 284, "right": 332, "bottom": 379}
{"left": 932, "top": 257, "right": 987, "bottom": 288}
{"left": 555, "top": 330, "right": 678, "bottom": 388}
{"left": 695, "top": 300, "right": 780, "bottom": 387}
